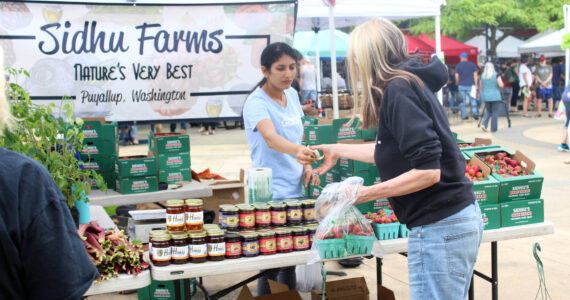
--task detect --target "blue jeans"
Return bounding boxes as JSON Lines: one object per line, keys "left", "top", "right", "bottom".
{"left": 564, "top": 100, "right": 570, "bottom": 129}
{"left": 301, "top": 89, "right": 317, "bottom": 103}
{"left": 482, "top": 101, "right": 501, "bottom": 132}
{"left": 408, "top": 202, "right": 483, "bottom": 300}
{"left": 448, "top": 90, "right": 460, "bottom": 112}
{"left": 458, "top": 85, "right": 479, "bottom": 118}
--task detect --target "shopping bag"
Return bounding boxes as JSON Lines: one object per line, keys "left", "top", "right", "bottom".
{"left": 470, "top": 85, "right": 477, "bottom": 99}
{"left": 554, "top": 101, "right": 566, "bottom": 121}
{"left": 295, "top": 263, "right": 323, "bottom": 292}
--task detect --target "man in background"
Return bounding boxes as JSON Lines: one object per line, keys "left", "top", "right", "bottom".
{"left": 455, "top": 52, "right": 480, "bottom": 120}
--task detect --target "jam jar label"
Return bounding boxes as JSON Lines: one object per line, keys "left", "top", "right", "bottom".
{"left": 167, "top": 213, "right": 185, "bottom": 226}
{"left": 242, "top": 241, "right": 260, "bottom": 255}
{"left": 208, "top": 242, "right": 226, "bottom": 256}
{"left": 240, "top": 214, "right": 255, "bottom": 227}
{"left": 190, "top": 244, "right": 207, "bottom": 258}
{"left": 152, "top": 247, "right": 172, "bottom": 261}
{"left": 260, "top": 239, "right": 276, "bottom": 252}
{"left": 172, "top": 246, "right": 189, "bottom": 259}
{"left": 294, "top": 235, "right": 309, "bottom": 250}
{"left": 221, "top": 215, "right": 239, "bottom": 228}
{"left": 271, "top": 211, "right": 287, "bottom": 224}
{"left": 303, "top": 208, "right": 315, "bottom": 220}
{"left": 226, "top": 242, "right": 241, "bottom": 255}
{"left": 186, "top": 211, "right": 203, "bottom": 225}
{"left": 277, "top": 237, "right": 293, "bottom": 250}
{"left": 255, "top": 211, "right": 271, "bottom": 224}
{"left": 287, "top": 208, "right": 302, "bottom": 221}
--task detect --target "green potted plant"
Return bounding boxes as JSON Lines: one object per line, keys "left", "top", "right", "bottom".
{"left": 0, "top": 68, "right": 107, "bottom": 225}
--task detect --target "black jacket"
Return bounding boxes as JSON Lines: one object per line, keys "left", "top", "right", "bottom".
{"left": 374, "top": 57, "right": 474, "bottom": 228}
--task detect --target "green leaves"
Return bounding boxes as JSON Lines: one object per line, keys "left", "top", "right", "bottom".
{"left": 0, "top": 67, "right": 107, "bottom": 208}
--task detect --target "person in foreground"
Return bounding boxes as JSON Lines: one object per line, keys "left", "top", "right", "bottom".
{"left": 312, "top": 18, "right": 483, "bottom": 299}
{"left": 242, "top": 42, "right": 320, "bottom": 295}
{"left": 0, "top": 48, "right": 99, "bottom": 299}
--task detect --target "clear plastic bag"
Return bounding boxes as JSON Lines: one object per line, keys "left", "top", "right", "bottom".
{"left": 308, "top": 177, "right": 384, "bottom": 264}
{"left": 295, "top": 262, "right": 323, "bottom": 292}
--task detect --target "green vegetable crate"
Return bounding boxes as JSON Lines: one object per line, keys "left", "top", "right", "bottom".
{"left": 458, "top": 137, "right": 498, "bottom": 154}
{"left": 311, "top": 185, "right": 323, "bottom": 198}
{"left": 150, "top": 133, "right": 190, "bottom": 154}
{"left": 81, "top": 155, "right": 117, "bottom": 173}
{"left": 81, "top": 120, "right": 118, "bottom": 142}
{"left": 115, "top": 156, "right": 157, "bottom": 178}
{"left": 302, "top": 116, "right": 319, "bottom": 126}
{"left": 158, "top": 168, "right": 192, "bottom": 184}
{"left": 116, "top": 176, "right": 158, "bottom": 194}
{"left": 372, "top": 222, "right": 400, "bottom": 240}
{"left": 333, "top": 118, "right": 362, "bottom": 141}
{"left": 319, "top": 168, "right": 340, "bottom": 187}
{"left": 480, "top": 204, "right": 501, "bottom": 230}
{"left": 156, "top": 152, "right": 191, "bottom": 172}
{"left": 316, "top": 238, "right": 346, "bottom": 259}
{"left": 468, "top": 156, "right": 500, "bottom": 205}
{"left": 500, "top": 198, "right": 544, "bottom": 227}
{"left": 304, "top": 124, "right": 335, "bottom": 145}
{"left": 355, "top": 198, "right": 390, "bottom": 215}
{"left": 138, "top": 278, "right": 196, "bottom": 299}
{"left": 466, "top": 148, "right": 544, "bottom": 202}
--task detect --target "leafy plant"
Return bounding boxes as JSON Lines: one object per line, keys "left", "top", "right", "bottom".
{"left": 0, "top": 67, "right": 107, "bottom": 207}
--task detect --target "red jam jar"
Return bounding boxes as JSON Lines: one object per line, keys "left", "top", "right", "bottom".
{"left": 306, "top": 223, "right": 318, "bottom": 248}
{"left": 301, "top": 200, "right": 316, "bottom": 222}
{"left": 292, "top": 227, "right": 310, "bottom": 251}
{"left": 253, "top": 202, "right": 271, "bottom": 228}
{"left": 275, "top": 228, "right": 293, "bottom": 253}
{"left": 238, "top": 204, "right": 256, "bottom": 229}
{"left": 270, "top": 202, "right": 287, "bottom": 226}
{"left": 185, "top": 199, "right": 203, "bottom": 231}
{"left": 225, "top": 232, "right": 242, "bottom": 259}
{"left": 258, "top": 230, "right": 276, "bottom": 255}
{"left": 166, "top": 199, "right": 186, "bottom": 232}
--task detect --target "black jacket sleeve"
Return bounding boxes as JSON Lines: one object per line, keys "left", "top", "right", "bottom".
{"left": 383, "top": 80, "right": 442, "bottom": 170}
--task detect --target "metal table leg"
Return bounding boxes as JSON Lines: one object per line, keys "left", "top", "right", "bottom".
{"left": 492, "top": 241, "right": 498, "bottom": 300}
{"left": 377, "top": 258, "right": 383, "bottom": 299}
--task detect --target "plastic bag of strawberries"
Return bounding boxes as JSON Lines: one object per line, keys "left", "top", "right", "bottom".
{"left": 308, "top": 177, "right": 385, "bottom": 264}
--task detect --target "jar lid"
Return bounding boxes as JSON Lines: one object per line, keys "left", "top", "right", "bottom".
{"left": 152, "top": 234, "right": 172, "bottom": 242}
{"left": 274, "top": 228, "right": 292, "bottom": 234}
{"left": 171, "top": 232, "right": 189, "bottom": 239}
{"left": 203, "top": 224, "right": 220, "bottom": 229}
{"left": 185, "top": 198, "right": 203, "bottom": 205}
{"left": 258, "top": 230, "right": 275, "bottom": 237}
{"left": 306, "top": 224, "right": 319, "bottom": 230}
{"left": 291, "top": 227, "right": 307, "bottom": 233}
{"left": 301, "top": 199, "right": 316, "bottom": 205}
{"left": 219, "top": 205, "right": 239, "bottom": 212}
{"left": 149, "top": 230, "right": 169, "bottom": 236}
{"left": 166, "top": 199, "right": 185, "bottom": 206}
{"left": 252, "top": 202, "right": 270, "bottom": 209}
{"left": 207, "top": 230, "right": 225, "bottom": 236}
{"left": 189, "top": 231, "right": 206, "bottom": 238}
{"left": 270, "top": 202, "right": 286, "bottom": 209}
{"left": 285, "top": 200, "right": 300, "bottom": 206}
{"left": 240, "top": 232, "right": 259, "bottom": 239}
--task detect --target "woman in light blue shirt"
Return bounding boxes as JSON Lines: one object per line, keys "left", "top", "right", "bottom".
{"left": 243, "top": 42, "right": 320, "bottom": 295}
{"left": 480, "top": 62, "right": 504, "bottom": 132}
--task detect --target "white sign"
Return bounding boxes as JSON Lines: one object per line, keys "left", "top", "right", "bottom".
{"left": 0, "top": 1, "right": 296, "bottom": 121}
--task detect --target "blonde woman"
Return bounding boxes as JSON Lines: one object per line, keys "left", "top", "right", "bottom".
{"left": 480, "top": 62, "right": 505, "bottom": 132}
{"left": 0, "top": 48, "right": 99, "bottom": 298}
{"left": 312, "top": 18, "right": 483, "bottom": 299}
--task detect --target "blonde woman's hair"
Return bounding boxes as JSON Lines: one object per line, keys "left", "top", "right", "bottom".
{"left": 347, "top": 17, "right": 423, "bottom": 129}
{"left": 482, "top": 62, "right": 496, "bottom": 80}
{"left": 0, "top": 46, "right": 11, "bottom": 135}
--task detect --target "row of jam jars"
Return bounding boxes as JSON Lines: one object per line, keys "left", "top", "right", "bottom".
{"left": 285, "top": 200, "right": 303, "bottom": 225}
{"left": 270, "top": 202, "right": 287, "bottom": 227}
{"left": 237, "top": 204, "right": 256, "bottom": 230}
{"left": 253, "top": 202, "right": 271, "bottom": 228}
{"left": 185, "top": 199, "right": 204, "bottom": 231}
{"left": 219, "top": 205, "right": 239, "bottom": 231}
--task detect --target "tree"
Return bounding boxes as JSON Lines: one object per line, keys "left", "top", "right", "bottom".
{"left": 409, "top": 0, "right": 568, "bottom": 59}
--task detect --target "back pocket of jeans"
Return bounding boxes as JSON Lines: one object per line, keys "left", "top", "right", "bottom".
{"left": 444, "top": 230, "right": 479, "bottom": 278}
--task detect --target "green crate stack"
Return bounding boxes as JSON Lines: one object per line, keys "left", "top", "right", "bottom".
{"left": 149, "top": 133, "right": 192, "bottom": 184}
{"left": 115, "top": 156, "right": 158, "bottom": 194}
{"left": 138, "top": 278, "right": 196, "bottom": 299}
{"left": 80, "top": 121, "right": 119, "bottom": 189}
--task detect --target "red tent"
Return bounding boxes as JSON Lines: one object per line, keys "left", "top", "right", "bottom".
{"left": 417, "top": 33, "right": 478, "bottom": 65}
{"left": 405, "top": 34, "right": 435, "bottom": 54}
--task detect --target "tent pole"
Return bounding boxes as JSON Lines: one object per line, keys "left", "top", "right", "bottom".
{"left": 435, "top": 15, "right": 443, "bottom": 105}
{"left": 314, "top": 26, "right": 321, "bottom": 115}
{"left": 329, "top": 3, "right": 339, "bottom": 119}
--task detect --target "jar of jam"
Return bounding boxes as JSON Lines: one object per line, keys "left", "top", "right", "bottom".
{"left": 270, "top": 202, "right": 287, "bottom": 226}
{"left": 150, "top": 234, "right": 172, "bottom": 266}
{"left": 292, "top": 227, "right": 310, "bottom": 251}
{"left": 253, "top": 202, "right": 271, "bottom": 228}
{"left": 149, "top": 230, "right": 169, "bottom": 260}
{"left": 204, "top": 224, "right": 220, "bottom": 231}
{"left": 237, "top": 204, "right": 256, "bottom": 229}
{"left": 285, "top": 200, "right": 303, "bottom": 225}
{"left": 241, "top": 232, "right": 260, "bottom": 257}
{"left": 219, "top": 205, "right": 239, "bottom": 231}
{"left": 225, "top": 232, "right": 242, "bottom": 259}
{"left": 189, "top": 231, "right": 207, "bottom": 263}
{"left": 301, "top": 200, "right": 316, "bottom": 222}
{"left": 306, "top": 224, "right": 318, "bottom": 248}
{"left": 207, "top": 230, "right": 226, "bottom": 261}
{"left": 258, "top": 230, "right": 276, "bottom": 255}
{"left": 185, "top": 199, "right": 204, "bottom": 231}
{"left": 166, "top": 199, "right": 186, "bottom": 232}
{"left": 275, "top": 228, "right": 293, "bottom": 253}
{"left": 171, "top": 232, "right": 189, "bottom": 264}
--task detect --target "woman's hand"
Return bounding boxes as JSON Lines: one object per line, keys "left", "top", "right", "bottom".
{"left": 310, "top": 144, "right": 340, "bottom": 175}
{"left": 303, "top": 166, "right": 320, "bottom": 188}
{"left": 296, "top": 145, "right": 317, "bottom": 165}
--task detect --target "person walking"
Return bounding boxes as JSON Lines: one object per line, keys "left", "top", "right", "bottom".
{"left": 509, "top": 58, "right": 521, "bottom": 112}
{"left": 313, "top": 18, "right": 483, "bottom": 300}
{"left": 534, "top": 55, "right": 554, "bottom": 117}
{"left": 299, "top": 57, "right": 318, "bottom": 104}
{"left": 447, "top": 66, "right": 461, "bottom": 113}
{"left": 520, "top": 56, "right": 534, "bottom": 118}
{"left": 243, "top": 42, "right": 320, "bottom": 295}
{"left": 558, "top": 82, "right": 570, "bottom": 152}
{"left": 455, "top": 52, "right": 480, "bottom": 120}
{"left": 480, "top": 62, "right": 505, "bottom": 132}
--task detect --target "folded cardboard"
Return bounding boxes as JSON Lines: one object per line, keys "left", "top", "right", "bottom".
{"left": 127, "top": 209, "right": 166, "bottom": 243}
{"left": 238, "top": 280, "right": 301, "bottom": 300}
{"left": 480, "top": 204, "right": 501, "bottom": 230}
{"left": 500, "top": 198, "right": 544, "bottom": 227}
{"left": 311, "top": 277, "right": 369, "bottom": 300}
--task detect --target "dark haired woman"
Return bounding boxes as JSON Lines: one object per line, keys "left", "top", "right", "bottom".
{"left": 243, "top": 42, "right": 320, "bottom": 295}
{"left": 312, "top": 18, "right": 483, "bottom": 299}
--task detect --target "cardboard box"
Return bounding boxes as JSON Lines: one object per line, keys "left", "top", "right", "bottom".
{"left": 202, "top": 169, "right": 246, "bottom": 223}
{"left": 158, "top": 168, "right": 192, "bottom": 184}
{"left": 138, "top": 278, "right": 196, "bottom": 299}
{"left": 319, "top": 166, "right": 340, "bottom": 187}
{"left": 302, "top": 116, "right": 320, "bottom": 126}
{"left": 238, "top": 280, "right": 301, "bottom": 300}
{"left": 305, "top": 124, "right": 335, "bottom": 145}
{"left": 127, "top": 209, "right": 166, "bottom": 243}
{"left": 468, "top": 156, "right": 500, "bottom": 205}
{"left": 355, "top": 198, "right": 391, "bottom": 215}
{"left": 338, "top": 158, "right": 353, "bottom": 175}
{"left": 81, "top": 138, "right": 119, "bottom": 156}
{"left": 82, "top": 155, "right": 117, "bottom": 173}
{"left": 82, "top": 120, "right": 118, "bottom": 141}
{"left": 156, "top": 152, "right": 191, "bottom": 171}
{"left": 458, "top": 138, "right": 498, "bottom": 154}
{"left": 500, "top": 198, "right": 544, "bottom": 227}
{"left": 333, "top": 118, "right": 362, "bottom": 141}
{"left": 311, "top": 277, "right": 369, "bottom": 300}
{"left": 311, "top": 185, "right": 323, "bottom": 198}
{"left": 151, "top": 132, "right": 190, "bottom": 154}
{"left": 116, "top": 176, "right": 158, "bottom": 194}
{"left": 480, "top": 204, "right": 501, "bottom": 230}
{"left": 116, "top": 155, "right": 157, "bottom": 178}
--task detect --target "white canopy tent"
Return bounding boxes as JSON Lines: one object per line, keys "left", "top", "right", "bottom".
{"left": 465, "top": 29, "right": 524, "bottom": 58}
{"left": 518, "top": 29, "right": 565, "bottom": 57}
{"left": 296, "top": 0, "right": 446, "bottom": 118}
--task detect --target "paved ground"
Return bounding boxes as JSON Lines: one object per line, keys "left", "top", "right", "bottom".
{"left": 88, "top": 112, "right": 569, "bottom": 300}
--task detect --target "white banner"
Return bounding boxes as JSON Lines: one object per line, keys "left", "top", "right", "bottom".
{"left": 0, "top": 1, "right": 296, "bottom": 121}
